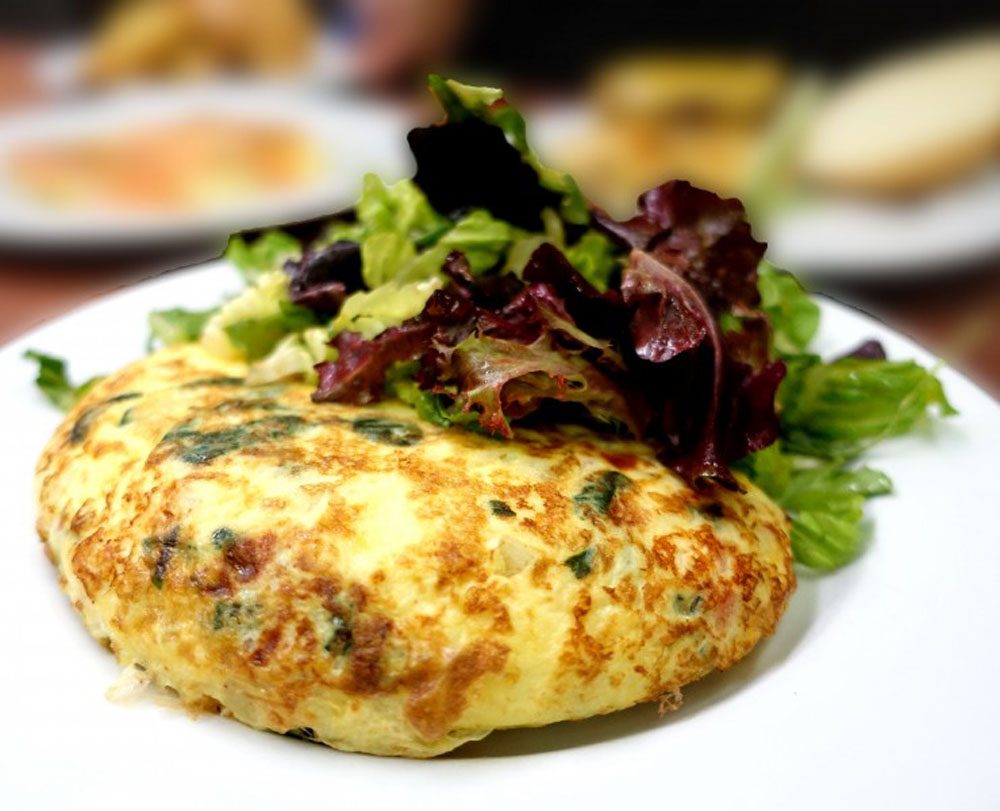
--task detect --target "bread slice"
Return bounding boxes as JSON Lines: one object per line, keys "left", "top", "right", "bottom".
{"left": 800, "top": 35, "right": 1000, "bottom": 196}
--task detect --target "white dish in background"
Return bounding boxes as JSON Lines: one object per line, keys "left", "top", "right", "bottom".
{"left": 1, "top": 261, "right": 998, "bottom": 809}
{"left": 0, "top": 83, "right": 411, "bottom": 247}
{"left": 766, "top": 168, "right": 1000, "bottom": 276}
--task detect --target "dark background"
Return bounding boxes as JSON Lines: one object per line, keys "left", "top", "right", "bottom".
{"left": 5, "top": 0, "right": 999, "bottom": 76}
{"left": 465, "top": 0, "right": 1000, "bottom": 77}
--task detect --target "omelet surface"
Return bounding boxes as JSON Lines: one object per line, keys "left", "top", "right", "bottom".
{"left": 35, "top": 344, "right": 795, "bottom": 757}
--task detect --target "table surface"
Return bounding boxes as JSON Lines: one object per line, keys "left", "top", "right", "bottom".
{"left": 1, "top": 42, "right": 998, "bottom": 399}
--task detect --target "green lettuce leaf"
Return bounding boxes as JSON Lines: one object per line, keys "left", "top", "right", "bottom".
{"left": 24, "top": 350, "right": 103, "bottom": 412}
{"left": 361, "top": 232, "right": 418, "bottom": 288}
{"left": 223, "top": 301, "right": 316, "bottom": 362}
{"left": 384, "top": 361, "right": 482, "bottom": 430}
{"left": 500, "top": 212, "right": 617, "bottom": 287}
{"left": 226, "top": 230, "right": 301, "bottom": 285}
{"left": 357, "top": 174, "right": 450, "bottom": 244}
{"left": 321, "top": 219, "right": 367, "bottom": 245}
{"left": 503, "top": 208, "right": 564, "bottom": 274}
{"left": 429, "top": 78, "right": 504, "bottom": 117}
{"left": 332, "top": 174, "right": 454, "bottom": 287}
{"left": 565, "top": 230, "right": 620, "bottom": 292}
{"left": 201, "top": 271, "right": 316, "bottom": 361}
{"left": 779, "top": 356, "right": 957, "bottom": 458}
{"left": 245, "top": 327, "right": 333, "bottom": 385}
{"left": 360, "top": 232, "right": 448, "bottom": 290}
{"left": 740, "top": 443, "right": 893, "bottom": 569}
{"left": 744, "top": 267, "right": 956, "bottom": 569}
{"left": 758, "top": 262, "right": 820, "bottom": 355}
{"left": 438, "top": 209, "right": 516, "bottom": 273}
{"left": 331, "top": 278, "right": 443, "bottom": 339}
{"left": 351, "top": 183, "right": 520, "bottom": 286}
{"left": 148, "top": 307, "right": 217, "bottom": 348}
{"left": 319, "top": 175, "right": 449, "bottom": 255}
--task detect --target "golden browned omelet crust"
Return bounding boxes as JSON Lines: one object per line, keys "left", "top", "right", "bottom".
{"left": 35, "top": 344, "right": 795, "bottom": 757}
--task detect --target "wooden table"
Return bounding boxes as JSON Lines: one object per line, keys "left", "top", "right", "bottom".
{"left": 0, "top": 242, "right": 225, "bottom": 345}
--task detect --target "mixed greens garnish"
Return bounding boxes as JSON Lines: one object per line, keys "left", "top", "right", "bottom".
{"left": 26, "top": 76, "right": 955, "bottom": 570}
{"left": 24, "top": 350, "right": 103, "bottom": 411}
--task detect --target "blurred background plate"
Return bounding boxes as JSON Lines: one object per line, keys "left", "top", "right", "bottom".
{"left": 531, "top": 35, "right": 1000, "bottom": 279}
{"left": 32, "top": 33, "right": 355, "bottom": 97}
{"left": 0, "top": 83, "right": 411, "bottom": 247}
{"left": 765, "top": 170, "right": 1000, "bottom": 276}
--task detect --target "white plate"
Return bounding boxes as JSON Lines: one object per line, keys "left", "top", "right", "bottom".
{"left": 0, "top": 84, "right": 411, "bottom": 246}
{"left": 1, "top": 261, "right": 999, "bottom": 810}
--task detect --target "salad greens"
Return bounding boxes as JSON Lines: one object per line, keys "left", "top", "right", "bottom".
{"left": 25, "top": 75, "right": 956, "bottom": 571}
{"left": 422, "top": 76, "right": 589, "bottom": 226}
{"left": 383, "top": 361, "right": 483, "bottom": 430}
{"left": 200, "top": 270, "right": 317, "bottom": 361}
{"left": 242, "top": 327, "right": 332, "bottom": 386}
{"left": 738, "top": 265, "right": 955, "bottom": 567}
{"left": 738, "top": 445, "right": 894, "bottom": 569}
{"left": 148, "top": 307, "right": 218, "bottom": 349}
{"left": 778, "top": 356, "right": 956, "bottom": 459}
{"left": 321, "top": 170, "right": 609, "bottom": 290}
{"left": 226, "top": 229, "right": 302, "bottom": 286}
{"left": 757, "top": 263, "right": 821, "bottom": 355}
{"left": 23, "top": 350, "right": 103, "bottom": 412}
{"left": 563, "top": 230, "right": 619, "bottom": 292}
{"left": 330, "top": 278, "right": 442, "bottom": 340}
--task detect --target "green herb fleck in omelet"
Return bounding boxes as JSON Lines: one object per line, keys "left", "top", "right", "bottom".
{"left": 211, "top": 527, "right": 237, "bottom": 549}
{"left": 350, "top": 417, "right": 423, "bottom": 447}
{"left": 573, "top": 471, "right": 631, "bottom": 516}
{"left": 325, "top": 615, "right": 353, "bottom": 656}
{"left": 70, "top": 392, "right": 142, "bottom": 443}
{"left": 212, "top": 600, "right": 260, "bottom": 631}
{"left": 674, "top": 594, "right": 704, "bottom": 617}
{"left": 181, "top": 376, "right": 246, "bottom": 389}
{"left": 564, "top": 547, "right": 596, "bottom": 579}
{"left": 489, "top": 499, "right": 516, "bottom": 517}
{"left": 162, "top": 415, "right": 306, "bottom": 464}
{"left": 147, "top": 526, "right": 180, "bottom": 589}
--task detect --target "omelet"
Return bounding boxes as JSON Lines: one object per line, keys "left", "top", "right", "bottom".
{"left": 35, "top": 343, "right": 795, "bottom": 757}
